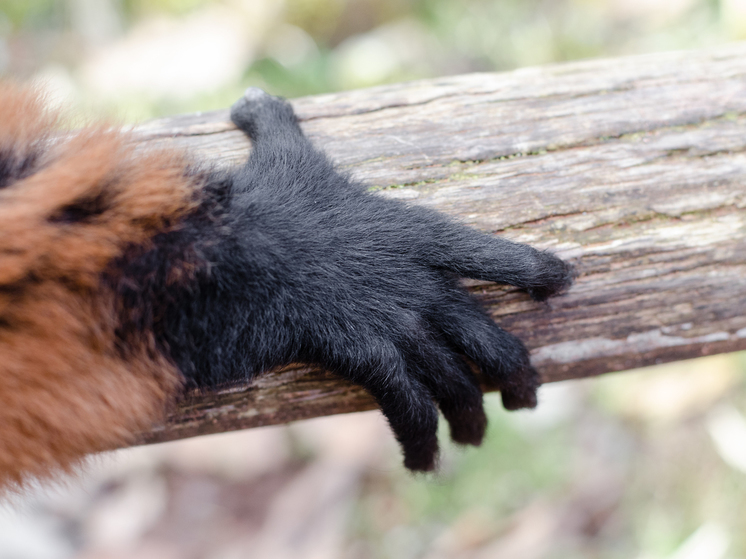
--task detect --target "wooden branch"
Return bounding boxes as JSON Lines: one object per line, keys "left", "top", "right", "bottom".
{"left": 135, "top": 44, "right": 746, "bottom": 445}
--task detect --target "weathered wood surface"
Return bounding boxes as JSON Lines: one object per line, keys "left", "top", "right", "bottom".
{"left": 136, "top": 44, "right": 746, "bottom": 445}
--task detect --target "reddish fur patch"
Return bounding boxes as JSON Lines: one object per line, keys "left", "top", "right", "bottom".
{"left": 0, "top": 84, "right": 198, "bottom": 490}
{"left": 0, "top": 82, "right": 57, "bottom": 157}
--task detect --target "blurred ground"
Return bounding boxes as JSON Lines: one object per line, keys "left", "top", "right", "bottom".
{"left": 2, "top": 353, "right": 746, "bottom": 558}
{"left": 2, "top": 1, "right": 746, "bottom": 558}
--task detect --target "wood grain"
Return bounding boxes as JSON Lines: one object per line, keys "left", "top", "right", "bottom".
{"left": 136, "top": 44, "right": 746, "bottom": 445}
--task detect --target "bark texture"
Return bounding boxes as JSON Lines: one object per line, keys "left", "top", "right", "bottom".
{"left": 135, "top": 44, "right": 746, "bottom": 444}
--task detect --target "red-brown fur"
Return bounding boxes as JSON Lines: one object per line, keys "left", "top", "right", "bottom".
{"left": 0, "top": 84, "right": 197, "bottom": 489}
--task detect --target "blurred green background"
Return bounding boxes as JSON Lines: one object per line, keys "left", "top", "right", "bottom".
{"left": 1, "top": 1, "right": 746, "bottom": 558}
{"left": 2, "top": 0, "right": 746, "bottom": 120}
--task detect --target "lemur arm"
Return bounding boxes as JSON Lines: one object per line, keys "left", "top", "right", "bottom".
{"left": 0, "top": 85, "right": 573, "bottom": 490}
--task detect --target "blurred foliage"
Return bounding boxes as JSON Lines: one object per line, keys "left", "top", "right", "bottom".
{"left": 0, "top": 0, "right": 58, "bottom": 29}
{"left": 0, "top": 0, "right": 213, "bottom": 29}
{"left": 285, "top": 0, "right": 349, "bottom": 41}
{"left": 122, "top": 0, "right": 214, "bottom": 19}
{"left": 0, "top": 0, "right": 741, "bottom": 118}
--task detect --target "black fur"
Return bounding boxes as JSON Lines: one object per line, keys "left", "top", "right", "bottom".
{"left": 113, "top": 89, "right": 574, "bottom": 471}
{"left": 0, "top": 147, "right": 43, "bottom": 189}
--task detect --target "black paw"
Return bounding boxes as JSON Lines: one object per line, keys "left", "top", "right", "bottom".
{"left": 220, "top": 89, "right": 575, "bottom": 474}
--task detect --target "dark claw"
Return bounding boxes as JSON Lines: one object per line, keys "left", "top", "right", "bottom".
{"left": 526, "top": 254, "right": 576, "bottom": 302}
{"left": 499, "top": 365, "right": 540, "bottom": 410}
{"left": 441, "top": 404, "right": 487, "bottom": 446}
{"left": 403, "top": 435, "right": 440, "bottom": 472}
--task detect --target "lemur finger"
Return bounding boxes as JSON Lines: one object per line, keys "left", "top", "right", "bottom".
{"left": 401, "top": 339, "right": 487, "bottom": 446}
{"left": 410, "top": 209, "right": 574, "bottom": 298}
{"left": 499, "top": 365, "right": 541, "bottom": 411}
{"left": 229, "top": 88, "right": 301, "bottom": 141}
{"left": 450, "top": 236, "right": 572, "bottom": 299}
{"left": 365, "top": 373, "right": 441, "bottom": 472}
{"left": 525, "top": 254, "right": 577, "bottom": 302}
{"left": 318, "top": 340, "right": 441, "bottom": 472}
{"left": 434, "top": 293, "right": 540, "bottom": 410}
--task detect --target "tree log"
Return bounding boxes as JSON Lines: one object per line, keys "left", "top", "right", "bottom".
{"left": 135, "top": 44, "right": 746, "bottom": 445}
